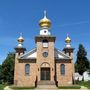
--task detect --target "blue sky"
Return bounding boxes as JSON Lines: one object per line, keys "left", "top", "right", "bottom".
{"left": 0, "top": 0, "right": 90, "bottom": 64}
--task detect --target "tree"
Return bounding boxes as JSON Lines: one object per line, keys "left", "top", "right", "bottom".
{"left": 0, "top": 65, "right": 2, "bottom": 83}
{"left": 2, "top": 52, "right": 15, "bottom": 84}
{"left": 75, "top": 44, "right": 89, "bottom": 75}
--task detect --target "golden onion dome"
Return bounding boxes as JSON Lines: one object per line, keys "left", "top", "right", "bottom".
{"left": 17, "top": 33, "right": 24, "bottom": 43}
{"left": 65, "top": 34, "right": 71, "bottom": 43}
{"left": 39, "top": 10, "right": 51, "bottom": 28}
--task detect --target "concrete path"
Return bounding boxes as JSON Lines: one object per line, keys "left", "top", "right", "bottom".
{"left": 34, "top": 85, "right": 88, "bottom": 90}
{"left": 80, "top": 86, "right": 88, "bottom": 90}
{"left": 4, "top": 86, "right": 13, "bottom": 90}
{"left": 4, "top": 85, "right": 88, "bottom": 90}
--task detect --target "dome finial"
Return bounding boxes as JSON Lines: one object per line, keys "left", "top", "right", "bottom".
{"left": 65, "top": 33, "right": 71, "bottom": 48}
{"left": 44, "top": 10, "right": 47, "bottom": 18}
{"left": 65, "top": 33, "right": 71, "bottom": 43}
{"left": 17, "top": 32, "right": 24, "bottom": 48}
{"left": 67, "top": 33, "right": 69, "bottom": 37}
{"left": 20, "top": 32, "right": 22, "bottom": 36}
{"left": 18, "top": 32, "right": 24, "bottom": 42}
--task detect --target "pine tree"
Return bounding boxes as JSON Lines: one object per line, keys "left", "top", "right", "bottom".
{"left": 0, "top": 65, "right": 2, "bottom": 83}
{"left": 2, "top": 52, "right": 15, "bottom": 84}
{"left": 75, "top": 44, "right": 89, "bottom": 75}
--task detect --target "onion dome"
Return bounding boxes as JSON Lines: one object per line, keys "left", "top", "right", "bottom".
{"left": 17, "top": 33, "right": 24, "bottom": 43}
{"left": 39, "top": 10, "right": 51, "bottom": 29}
{"left": 65, "top": 34, "right": 71, "bottom": 43}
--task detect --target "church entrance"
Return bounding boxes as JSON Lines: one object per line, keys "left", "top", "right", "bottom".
{"left": 41, "top": 68, "right": 50, "bottom": 80}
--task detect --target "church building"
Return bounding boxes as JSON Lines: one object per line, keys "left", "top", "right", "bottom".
{"left": 14, "top": 11, "right": 75, "bottom": 87}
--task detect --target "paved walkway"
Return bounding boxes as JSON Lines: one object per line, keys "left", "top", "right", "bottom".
{"left": 4, "top": 86, "right": 13, "bottom": 90}
{"left": 34, "top": 85, "right": 88, "bottom": 90}
{"left": 4, "top": 85, "right": 88, "bottom": 90}
{"left": 80, "top": 86, "right": 88, "bottom": 90}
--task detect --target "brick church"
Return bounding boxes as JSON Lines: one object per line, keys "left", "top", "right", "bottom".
{"left": 14, "top": 11, "right": 75, "bottom": 87}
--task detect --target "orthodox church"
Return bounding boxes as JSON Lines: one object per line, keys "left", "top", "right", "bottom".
{"left": 14, "top": 11, "right": 74, "bottom": 87}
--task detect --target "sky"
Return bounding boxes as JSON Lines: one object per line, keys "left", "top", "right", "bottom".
{"left": 0, "top": 0, "right": 90, "bottom": 64}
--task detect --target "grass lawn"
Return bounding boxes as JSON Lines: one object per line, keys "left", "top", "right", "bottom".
{"left": 77, "top": 80, "right": 90, "bottom": 89}
{"left": 0, "top": 84, "right": 7, "bottom": 90}
{"left": 58, "top": 85, "right": 81, "bottom": 89}
{"left": 10, "top": 86, "right": 35, "bottom": 90}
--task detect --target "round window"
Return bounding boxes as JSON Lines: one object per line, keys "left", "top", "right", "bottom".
{"left": 44, "top": 31, "right": 47, "bottom": 33}
{"left": 42, "top": 52, "right": 48, "bottom": 57}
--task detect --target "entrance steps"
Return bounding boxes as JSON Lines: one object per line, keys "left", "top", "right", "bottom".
{"left": 35, "top": 85, "right": 58, "bottom": 90}
{"left": 37, "top": 81, "right": 56, "bottom": 85}
{"left": 35, "top": 81, "right": 58, "bottom": 90}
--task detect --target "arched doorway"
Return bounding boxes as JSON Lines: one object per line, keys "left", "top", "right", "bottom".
{"left": 40, "top": 62, "right": 50, "bottom": 80}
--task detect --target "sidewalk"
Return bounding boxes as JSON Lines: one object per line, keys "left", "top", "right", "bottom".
{"left": 34, "top": 85, "right": 88, "bottom": 90}
{"left": 4, "top": 86, "right": 13, "bottom": 90}
{"left": 4, "top": 85, "right": 88, "bottom": 90}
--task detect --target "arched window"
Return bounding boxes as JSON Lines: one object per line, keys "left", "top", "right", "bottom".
{"left": 42, "top": 39, "right": 48, "bottom": 47}
{"left": 60, "top": 64, "right": 65, "bottom": 75}
{"left": 25, "top": 64, "right": 30, "bottom": 75}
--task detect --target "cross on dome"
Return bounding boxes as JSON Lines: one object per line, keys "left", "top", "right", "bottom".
{"left": 67, "top": 33, "right": 69, "bottom": 37}
{"left": 44, "top": 10, "right": 47, "bottom": 18}
{"left": 20, "top": 32, "right": 22, "bottom": 36}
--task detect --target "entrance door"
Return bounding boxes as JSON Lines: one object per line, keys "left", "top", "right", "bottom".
{"left": 41, "top": 68, "right": 50, "bottom": 80}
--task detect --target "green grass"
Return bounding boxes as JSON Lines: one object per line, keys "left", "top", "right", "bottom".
{"left": 58, "top": 85, "right": 81, "bottom": 89}
{"left": 77, "top": 80, "right": 90, "bottom": 89}
{"left": 0, "top": 84, "right": 7, "bottom": 90}
{"left": 10, "top": 86, "right": 35, "bottom": 90}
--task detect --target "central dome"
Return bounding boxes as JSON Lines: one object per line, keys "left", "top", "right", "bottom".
{"left": 39, "top": 11, "right": 51, "bottom": 29}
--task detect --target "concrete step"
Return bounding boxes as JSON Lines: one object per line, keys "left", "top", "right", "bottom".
{"left": 36, "top": 85, "right": 57, "bottom": 89}
{"left": 34, "top": 88, "right": 58, "bottom": 90}
{"left": 37, "top": 81, "right": 56, "bottom": 85}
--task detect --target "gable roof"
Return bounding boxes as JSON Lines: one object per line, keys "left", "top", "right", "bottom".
{"left": 19, "top": 48, "right": 71, "bottom": 60}
{"left": 54, "top": 48, "right": 71, "bottom": 60}
{"left": 19, "top": 48, "right": 37, "bottom": 59}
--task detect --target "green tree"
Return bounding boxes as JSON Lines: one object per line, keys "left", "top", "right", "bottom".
{"left": 75, "top": 44, "right": 89, "bottom": 75}
{"left": 0, "top": 65, "right": 2, "bottom": 83}
{"left": 2, "top": 52, "right": 15, "bottom": 84}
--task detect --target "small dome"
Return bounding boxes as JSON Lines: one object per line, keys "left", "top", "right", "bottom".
{"left": 17, "top": 33, "right": 24, "bottom": 43}
{"left": 39, "top": 11, "right": 51, "bottom": 29}
{"left": 65, "top": 34, "right": 71, "bottom": 43}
